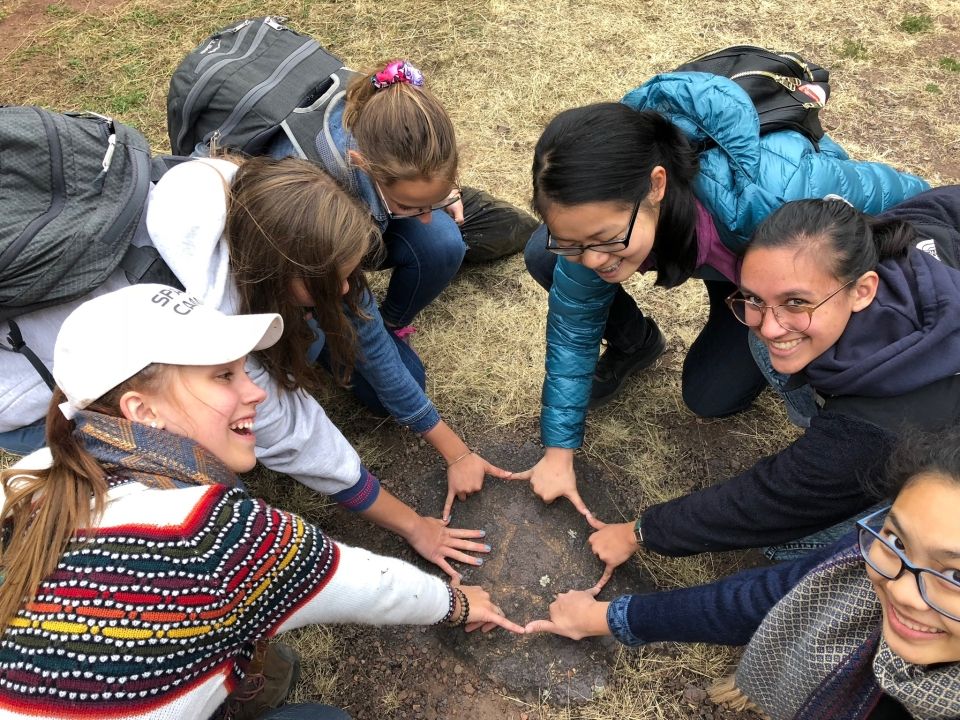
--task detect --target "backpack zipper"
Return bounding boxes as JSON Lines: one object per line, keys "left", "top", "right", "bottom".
{"left": 212, "top": 39, "right": 319, "bottom": 146}
{"left": 730, "top": 70, "right": 802, "bottom": 91}
{"left": 194, "top": 18, "right": 255, "bottom": 73}
{"left": 174, "top": 20, "right": 272, "bottom": 152}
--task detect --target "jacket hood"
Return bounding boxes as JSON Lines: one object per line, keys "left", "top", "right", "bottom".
{"left": 804, "top": 248, "right": 960, "bottom": 397}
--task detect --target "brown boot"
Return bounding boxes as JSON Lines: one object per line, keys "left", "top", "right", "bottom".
{"left": 222, "top": 639, "right": 301, "bottom": 720}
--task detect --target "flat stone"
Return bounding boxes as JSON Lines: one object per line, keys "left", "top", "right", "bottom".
{"left": 417, "top": 440, "right": 655, "bottom": 704}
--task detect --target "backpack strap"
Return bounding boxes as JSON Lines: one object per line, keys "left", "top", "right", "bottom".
{"left": 119, "top": 245, "right": 185, "bottom": 290}
{"left": 150, "top": 154, "right": 192, "bottom": 183}
{"left": 3, "top": 320, "right": 55, "bottom": 390}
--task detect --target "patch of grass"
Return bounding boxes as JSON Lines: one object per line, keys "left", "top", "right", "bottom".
{"left": 899, "top": 13, "right": 933, "bottom": 33}
{"left": 44, "top": 2, "right": 74, "bottom": 18}
{"left": 107, "top": 89, "right": 147, "bottom": 113}
{"left": 939, "top": 57, "right": 960, "bottom": 73}
{"left": 839, "top": 38, "right": 867, "bottom": 59}
{"left": 925, "top": 83, "right": 942, "bottom": 94}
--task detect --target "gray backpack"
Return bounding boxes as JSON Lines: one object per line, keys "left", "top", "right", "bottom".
{"left": 167, "top": 16, "right": 358, "bottom": 159}
{"left": 0, "top": 106, "right": 180, "bottom": 387}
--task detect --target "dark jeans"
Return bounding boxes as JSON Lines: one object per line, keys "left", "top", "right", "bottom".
{"left": 377, "top": 213, "right": 465, "bottom": 328}
{"left": 317, "top": 328, "right": 426, "bottom": 418}
{"left": 260, "top": 704, "right": 351, "bottom": 720}
{"left": 0, "top": 418, "right": 46, "bottom": 454}
{"left": 524, "top": 226, "right": 766, "bottom": 417}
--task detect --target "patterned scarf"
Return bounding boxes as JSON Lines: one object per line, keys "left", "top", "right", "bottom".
{"left": 736, "top": 545, "right": 960, "bottom": 720}
{"left": 74, "top": 411, "right": 237, "bottom": 489}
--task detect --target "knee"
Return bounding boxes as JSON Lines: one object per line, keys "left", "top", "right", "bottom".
{"left": 386, "top": 215, "right": 466, "bottom": 275}
{"left": 681, "top": 371, "right": 764, "bottom": 418}
{"left": 524, "top": 225, "right": 555, "bottom": 290}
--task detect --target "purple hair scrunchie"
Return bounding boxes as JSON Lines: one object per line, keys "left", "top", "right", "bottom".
{"left": 371, "top": 60, "right": 425, "bottom": 90}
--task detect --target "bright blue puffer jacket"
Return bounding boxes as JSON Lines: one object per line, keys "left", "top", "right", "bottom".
{"left": 540, "top": 72, "right": 930, "bottom": 449}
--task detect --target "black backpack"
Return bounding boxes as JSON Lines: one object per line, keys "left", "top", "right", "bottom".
{"left": 167, "top": 16, "right": 358, "bottom": 158}
{"left": 675, "top": 45, "right": 831, "bottom": 149}
{"left": 0, "top": 106, "right": 182, "bottom": 388}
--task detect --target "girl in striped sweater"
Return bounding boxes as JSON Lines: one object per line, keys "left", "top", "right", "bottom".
{"left": 0, "top": 284, "right": 521, "bottom": 720}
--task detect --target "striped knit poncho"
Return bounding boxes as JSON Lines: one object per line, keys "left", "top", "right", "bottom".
{"left": 0, "top": 480, "right": 448, "bottom": 719}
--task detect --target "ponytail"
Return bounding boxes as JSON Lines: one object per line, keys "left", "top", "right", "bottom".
{"left": 343, "top": 60, "right": 458, "bottom": 185}
{"left": 0, "top": 367, "right": 168, "bottom": 629}
{"left": 532, "top": 102, "right": 699, "bottom": 288}
{"left": 749, "top": 199, "right": 916, "bottom": 281}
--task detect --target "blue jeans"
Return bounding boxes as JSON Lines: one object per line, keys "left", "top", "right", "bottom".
{"left": 747, "top": 332, "right": 818, "bottom": 428}
{"left": 314, "top": 324, "right": 427, "bottom": 419}
{"left": 377, "top": 213, "right": 465, "bottom": 327}
{"left": 0, "top": 419, "right": 46, "bottom": 454}
{"left": 260, "top": 704, "right": 351, "bottom": 720}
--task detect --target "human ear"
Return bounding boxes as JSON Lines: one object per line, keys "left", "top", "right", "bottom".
{"left": 348, "top": 150, "right": 370, "bottom": 172}
{"left": 118, "top": 391, "right": 164, "bottom": 429}
{"left": 647, "top": 166, "right": 667, "bottom": 204}
{"left": 851, "top": 271, "right": 880, "bottom": 312}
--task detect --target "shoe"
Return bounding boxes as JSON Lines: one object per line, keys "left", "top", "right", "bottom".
{"left": 222, "top": 640, "right": 301, "bottom": 720}
{"left": 389, "top": 324, "right": 417, "bottom": 346}
{"left": 588, "top": 321, "right": 667, "bottom": 409}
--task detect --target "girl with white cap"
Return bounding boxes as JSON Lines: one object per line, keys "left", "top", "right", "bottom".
{"left": 0, "top": 284, "right": 521, "bottom": 720}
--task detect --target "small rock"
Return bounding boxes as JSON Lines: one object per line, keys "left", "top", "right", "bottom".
{"left": 453, "top": 663, "right": 463, "bottom": 675}
{"left": 539, "top": 574, "right": 551, "bottom": 587}
{"left": 495, "top": 124, "right": 512, "bottom": 135}
{"left": 463, "top": 682, "right": 476, "bottom": 695}
{"left": 683, "top": 683, "right": 708, "bottom": 706}
{"left": 520, "top": 714, "right": 529, "bottom": 720}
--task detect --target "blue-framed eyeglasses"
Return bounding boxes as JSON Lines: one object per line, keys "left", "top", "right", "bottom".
{"left": 857, "top": 505, "right": 960, "bottom": 622}
{"left": 544, "top": 195, "right": 643, "bottom": 257}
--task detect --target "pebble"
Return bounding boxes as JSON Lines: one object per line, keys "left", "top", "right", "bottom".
{"left": 682, "top": 683, "right": 708, "bottom": 706}
{"left": 462, "top": 682, "right": 476, "bottom": 695}
{"left": 453, "top": 663, "right": 463, "bottom": 675}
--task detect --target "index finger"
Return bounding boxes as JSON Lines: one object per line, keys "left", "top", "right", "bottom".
{"left": 483, "top": 462, "right": 514, "bottom": 480}
{"left": 487, "top": 613, "right": 526, "bottom": 634}
{"left": 524, "top": 619, "right": 557, "bottom": 635}
{"left": 590, "top": 567, "right": 612, "bottom": 594}
{"left": 565, "top": 488, "right": 592, "bottom": 518}
{"left": 442, "top": 489, "right": 456, "bottom": 523}
{"left": 508, "top": 469, "right": 533, "bottom": 481}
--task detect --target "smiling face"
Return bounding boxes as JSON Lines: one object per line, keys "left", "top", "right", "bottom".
{"left": 132, "top": 358, "right": 266, "bottom": 473}
{"left": 543, "top": 199, "right": 660, "bottom": 284}
{"left": 866, "top": 473, "right": 960, "bottom": 665}
{"left": 739, "top": 244, "right": 877, "bottom": 375}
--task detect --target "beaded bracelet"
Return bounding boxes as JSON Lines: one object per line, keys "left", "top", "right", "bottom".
{"left": 445, "top": 587, "right": 469, "bottom": 627}
{"left": 446, "top": 451, "right": 473, "bottom": 469}
{"left": 436, "top": 584, "right": 456, "bottom": 625}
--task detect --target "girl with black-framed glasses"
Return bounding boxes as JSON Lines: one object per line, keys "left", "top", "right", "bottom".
{"left": 526, "top": 427, "right": 960, "bottom": 720}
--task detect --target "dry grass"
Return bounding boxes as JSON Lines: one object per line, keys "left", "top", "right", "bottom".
{"left": 1, "top": 0, "right": 958, "bottom": 717}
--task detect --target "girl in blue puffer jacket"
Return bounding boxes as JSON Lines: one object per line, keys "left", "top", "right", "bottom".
{"left": 516, "top": 72, "right": 929, "bottom": 517}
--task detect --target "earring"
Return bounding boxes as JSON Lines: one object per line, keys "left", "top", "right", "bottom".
{"left": 150, "top": 421, "right": 157, "bottom": 428}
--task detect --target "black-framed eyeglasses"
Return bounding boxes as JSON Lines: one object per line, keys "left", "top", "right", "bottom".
{"left": 725, "top": 278, "right": 857, "bottom": 333}
{"left": 545, "top": 195, "right": 643, "bottom": 257}
{"left": 374, "top": 180, "right": 462, "bottom": 220}
{"left": 857, "top": 506, "right": 960, "bottom": 622}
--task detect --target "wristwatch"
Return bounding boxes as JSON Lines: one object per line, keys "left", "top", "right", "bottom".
{"left": 633, "top": 516, "right": 645, "bottom": 549}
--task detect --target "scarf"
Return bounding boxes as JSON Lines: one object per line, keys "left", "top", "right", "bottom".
{"left": 735, "top": 545, "right": 960, "bottom": 720}
{"left": 74, "top": 411, "right": 237, "bottom": 489}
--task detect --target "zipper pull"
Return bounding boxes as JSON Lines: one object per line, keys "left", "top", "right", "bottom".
{"left": 101, "top": 133, "right": 117, "bottom": 173}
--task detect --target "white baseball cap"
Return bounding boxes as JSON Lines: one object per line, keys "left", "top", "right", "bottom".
{"left": 54, "top": 284, "right": 284, "bottom": 419}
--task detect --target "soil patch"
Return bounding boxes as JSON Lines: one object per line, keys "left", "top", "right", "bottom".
{"left": 0, "top": 0, "right": 129, "bottom": 61}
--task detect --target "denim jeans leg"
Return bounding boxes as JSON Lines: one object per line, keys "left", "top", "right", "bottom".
{"left": 763, "top": 502, "right": 886, "bottom": 562}
{"left": 317, "top": 328, "right": 427, "bottom": 416}
{"left": 682, "top": 280, "right": 768, "bottom": 418}
{"left": 377, "top": 212, "right": 466, "bottom": 327}
{"left": 0, "top": 419, "right": 47, "bottom": 455}
{"left": 524, "top": 225, "right": 649, "bottom": 352}
{"left": 747, "top": 332, "right": 818, "bottom": 428}
{"left": 259, "top": 703, "right": 352, "bottom": 720}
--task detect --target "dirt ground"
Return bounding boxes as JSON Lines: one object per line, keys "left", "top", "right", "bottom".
{"left": 2, "top": 0, "right": 959, "bottom": 718}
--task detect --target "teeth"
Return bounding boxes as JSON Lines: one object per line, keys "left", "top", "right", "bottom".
{"left": 770, "top": 338, "right": 802, "bottom": 350}
{"left": 599, "top": 259, "right": 622, "bottom": 273}
{"left": 898, "top": 612, "right": 943, "bottom": 634}
{"left": 229, "top": 419, "right": 254, "bottom": 431}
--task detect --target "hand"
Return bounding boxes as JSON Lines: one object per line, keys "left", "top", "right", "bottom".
{"left": 524, "top": 587, "right": 611, "bottom": 640}
{"left": 405, "top": 515, "right": 490, "bottom": 579}
{"left": 511, "top": 447, "right": 591, "bottom": 517}
{"left": 453, "top": 578, "right": 525, "bottom": 634}
{"left": 443, "top": 451, "right": 514, "bottom": 521}
{"left": 443, "top": 197, "right": 465, "bottom": 224}
{"left": 586, "top": 516, "right": 639, "bottom": 591}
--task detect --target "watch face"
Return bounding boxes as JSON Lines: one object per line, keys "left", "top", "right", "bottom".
{"left": 633, "top": 519, "right": 644, "bottom": 546}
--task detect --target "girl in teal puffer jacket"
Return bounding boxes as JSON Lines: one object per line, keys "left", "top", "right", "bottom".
{"left": 516, "top": 72, "right": 929, "bottom": 517}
